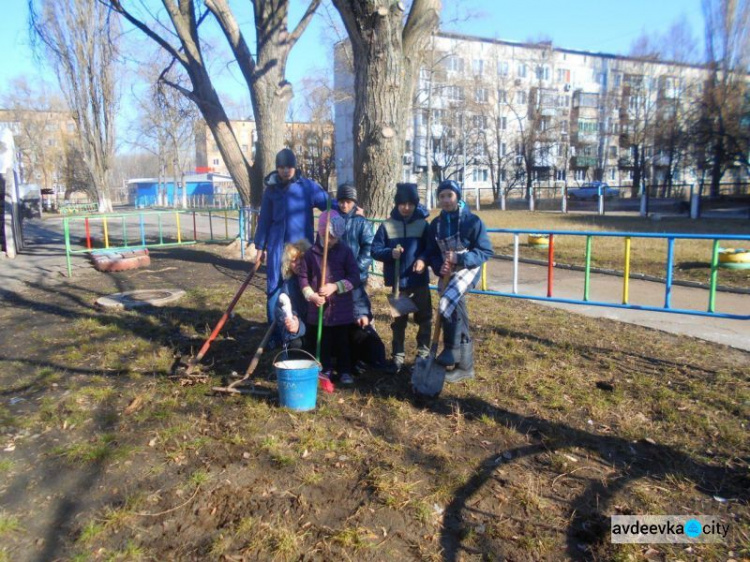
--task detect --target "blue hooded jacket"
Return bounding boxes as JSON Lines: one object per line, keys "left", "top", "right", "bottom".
{"left": 426, "top": 201, "right": 494, "bottom": 287}
{"left": 371, "top": 204, "right": 431, "bottom": 289}
{"left": 255, "top": 171, "right": 333, "bottom": 295}
{"left": 338, "top": 205, "right": 374, "bottom": 283}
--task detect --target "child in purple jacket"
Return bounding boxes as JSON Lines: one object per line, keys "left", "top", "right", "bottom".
{"left": 297, "top": 210, "right": 361, "bottom": 385}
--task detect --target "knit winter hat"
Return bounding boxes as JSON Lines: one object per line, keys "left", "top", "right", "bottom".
{"left": 394, "top": 182, "right": 419, "bottom": 205}
{"left": 318, "top": 210, "right": 346, "bottom": 240}
{"left": 336, "top": 182, "right": 358, "bottom": 203}
{"left": 275, "top": 148, "right": 297, "bottom": 168}
{"left": 437, "top": 179, "right": 462, "bottom": 200}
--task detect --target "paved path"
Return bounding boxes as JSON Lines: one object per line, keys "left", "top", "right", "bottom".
{"left": 483, "top": 258, "right": 750, "bottom": 352}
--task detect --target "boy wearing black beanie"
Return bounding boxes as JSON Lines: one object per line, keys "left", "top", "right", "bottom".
{"left": 371, "top": 183, "right": 432, "bottom": 374}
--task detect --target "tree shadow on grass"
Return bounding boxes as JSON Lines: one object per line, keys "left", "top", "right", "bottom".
{"left": 416, "top": 394, "right": 747, "bottom": 561}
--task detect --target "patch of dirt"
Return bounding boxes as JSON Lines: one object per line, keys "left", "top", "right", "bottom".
{"left": 0, "top": 244, "right": 747, "bottom": 561}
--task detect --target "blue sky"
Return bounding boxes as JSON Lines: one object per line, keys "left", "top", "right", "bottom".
{"left": 1, "top": 0, "right": 705, "bottom": 135}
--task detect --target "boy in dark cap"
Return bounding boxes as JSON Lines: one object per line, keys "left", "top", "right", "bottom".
{"left": 425, "top": 180, "right": 493, "bottom": 383}
{"left": 372, "top": 183, "right": 432, "bottom": 374}
{"left": 335, "top": 182, "right": 385, "bottom": 379}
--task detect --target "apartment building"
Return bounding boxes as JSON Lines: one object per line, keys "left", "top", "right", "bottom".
{"left": 0, "top": 109, "right": 77, "bottom": 195}
{"left": 195, "top": 119, "right": 336, "bottom": 188}
{"left": 334, "top": 31, "right": 741, "bottom": 197}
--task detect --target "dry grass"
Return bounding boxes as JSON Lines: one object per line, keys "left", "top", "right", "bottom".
{"left": 0, "top": 245, "right": 746, "bottom": 562}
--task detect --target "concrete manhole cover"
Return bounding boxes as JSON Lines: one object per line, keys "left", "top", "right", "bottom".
{"left": 96, "top": 289, "right": 186, "bottom": 310}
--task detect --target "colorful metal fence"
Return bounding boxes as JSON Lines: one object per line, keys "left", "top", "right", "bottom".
{"left": 63, "top": 208, "right": 241, "bottom": 276}
{"left": 473, "top": 229, "right": 750, "bottom": 320}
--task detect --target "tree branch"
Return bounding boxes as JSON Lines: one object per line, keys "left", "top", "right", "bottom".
{"left": 203, "top": 0, "right": 257, "bottom": 87}
{"left": 102, "top": 0, "right": 187, "bottom": 66}
{"left": 287, "top": 0, "right": 323, "bottom": 49}
{"left": 403, "top": 0, "right": 440, "bottom": 55}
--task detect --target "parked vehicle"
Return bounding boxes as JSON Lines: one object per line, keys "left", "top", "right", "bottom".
{"left": 567, "top": 182, "right": 620, "bottom": 200}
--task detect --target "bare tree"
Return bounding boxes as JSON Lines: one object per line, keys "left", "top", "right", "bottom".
{"left": 30, "top": 0, "right": 120, "bottom": 212}
{"left": 332, "top": 0, "right": 440, "bottom": 217}
{"left": 0, "top": 78, "right": 71, "bottom": 193}
{"left": 106, "top": 0, "right": 321, "bottom": 207}
{"left": 696, "top": 0, "right": 750, "bottom": 197}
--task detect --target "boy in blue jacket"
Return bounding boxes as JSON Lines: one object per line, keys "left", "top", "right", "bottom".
{"left": 372, "top": 183, "right": 432, "bottom": 374}
{"left": 426, "top": 180, "right": 494, "bottom": 382}
{"left": 336, "top": 182, "right": 386, "bottom": 372}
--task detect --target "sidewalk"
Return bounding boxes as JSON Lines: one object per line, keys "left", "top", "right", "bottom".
{"left": 483, "top": 258, "right": 750, "bottom": 352}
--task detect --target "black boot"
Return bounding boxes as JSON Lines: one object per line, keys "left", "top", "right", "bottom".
{"left": 445, "top": 339, "right": 474, "bottom": 383}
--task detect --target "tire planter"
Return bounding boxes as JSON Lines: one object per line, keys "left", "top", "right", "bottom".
{"left": 718, "top": 248, "right": 750, "bottom": 270}
{"left": 527, "top": 233, "right": 550, "bottom": 247}
{"left": 91, "top": 249, "right": 150, "bottom": 273}
{"left": 96, "top": 289, "right": 186, "bottom": 310}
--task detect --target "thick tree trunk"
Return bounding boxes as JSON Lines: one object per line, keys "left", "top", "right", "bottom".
{"left": 333, "top": 0, "right": 440, "bottom": 218}
{"left": 249, "top": 43, "right": 294, "bottom": 207}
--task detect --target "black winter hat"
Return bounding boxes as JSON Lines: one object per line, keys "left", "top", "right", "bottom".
{"left": 437, "top": 179, "right": 462, "bottom": 200}
{"left": 336, "top": 182, "right": 358, "bottom": 203}
{"left": 275, "top": 148, "right": 297, "bottom": 168}
{"left": 394, "top": 182, "right": 419, "bottom": 205}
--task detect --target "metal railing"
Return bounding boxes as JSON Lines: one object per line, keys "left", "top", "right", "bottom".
{"left": 63, "top": 208, "right": 241, "bottom": 276}
{"left": 472, "top": 228, "right": 750, "bottom": 320}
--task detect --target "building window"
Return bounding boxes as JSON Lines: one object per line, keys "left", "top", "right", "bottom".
{"left": 535, "top": 65, "right": 550, "bottom": 81}
{"left": 446, "top": 55, "right": 464, "bottom": 72}
{"left": 609, "top": 146, "right": 617, "bottom": 158}
{"left": 499, "top": 116, "right": 507, "bottom": 130}
{"left": 556, "top": 68, "right": 570, "bottom": 83}
{"left": 497, "top": 61, "right": 509, "bottom": 76}
{"left": 517, "top": 63, "right": 527, "bottom": 78}
{"left": 577, "top": 119, "right": 598, "bottom": 133}
{"left": 500, "top": 142, "right": 507, "bottom": 156}
{"left": 610, "top": 168, "right": 616, "bottom": 180}
{"left": 472, "top": 168, "right": 488, "bottom": 182}
{"left": 472, "top": 59, "right": 485, "bottom": 75}
{"left": 473, "top": 115, "right": 488, "bottom": 129}
{"left": 574, "top": 169, "right": 586, "bottom": 180}
{"left": 556, "top": 169, "right": 566, "bottom": 181}
{"left": 475, "top": 88, "right": 488, "bottom": 103}
{"left": 212, "top": 159, "right": 220, "bottom": 166}
{"left": 446, "top": 85, "right": 465, "bottom": 102}
{"left": 497, "top": 89, "right": 507, "bottom": 103}
{"left": 516, "top": 91, "right": 527, "bottom": 104}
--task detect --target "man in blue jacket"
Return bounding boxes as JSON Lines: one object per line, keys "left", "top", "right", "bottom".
{"left": 426, "top": 180, "right": 494, "bottom": 382}
{"left": 254, "top": 148, "right": 332, "bottom": 335}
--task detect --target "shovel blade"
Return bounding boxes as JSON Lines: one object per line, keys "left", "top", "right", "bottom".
{"left": 411, "top": 355, "right": 446, "bottom": 397}
{"left": 387, "top": 295, "right": 419, "bottom": 317}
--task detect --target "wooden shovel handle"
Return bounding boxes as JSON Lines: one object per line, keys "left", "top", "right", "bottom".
{"left": 429, "top": 274, "right": 451, "bottom": 351}
{"left": 228, "top": 320, "right": 277, "bottom": 389}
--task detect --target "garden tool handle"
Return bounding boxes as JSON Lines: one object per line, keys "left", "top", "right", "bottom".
{"left": 393, "top": 255, "right": 401, "bottom": 298}
{"left": 429, "top": 274, "right": 451, "bottom": 350}
{"left": 316, "top": 200, "right": 332, "bottom": 361}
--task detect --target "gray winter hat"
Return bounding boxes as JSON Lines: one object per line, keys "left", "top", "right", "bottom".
{"left": 336, "top": 182, "right": 358, "bottom": 203}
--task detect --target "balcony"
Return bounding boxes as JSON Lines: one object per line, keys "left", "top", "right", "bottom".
{"left": 572, "top": 156, "right": 597, "bottom": 168}
{"left": 618, "top": 157, "right": 634, "bottom": 168}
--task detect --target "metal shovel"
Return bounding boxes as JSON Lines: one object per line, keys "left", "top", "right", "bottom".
{"left": 388, "top": 254, "right": 419, "bottom": 317}
{"left": 411, "top": 275, "right": 449, "bottom": 397}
